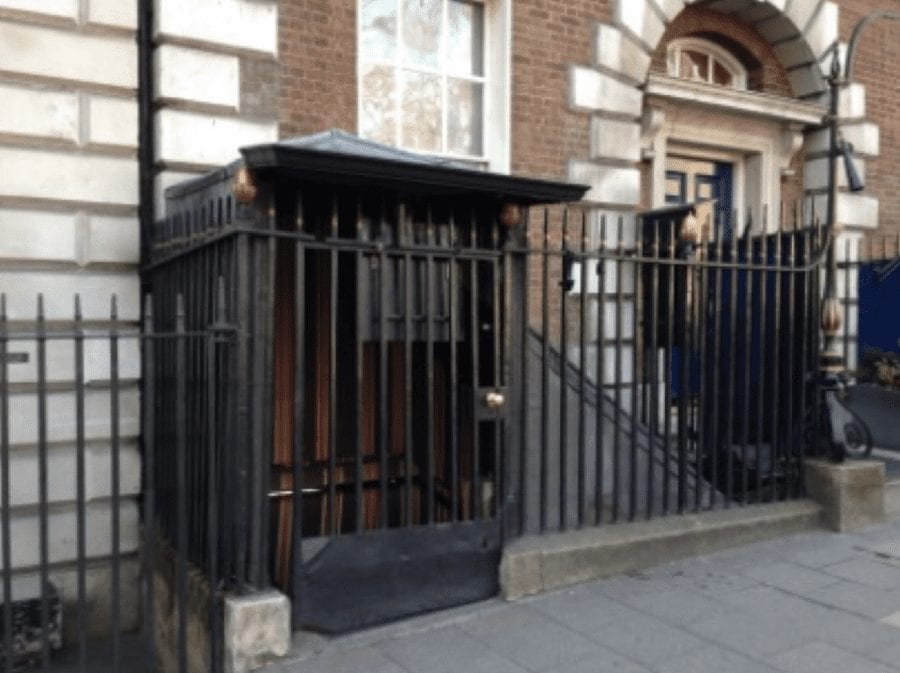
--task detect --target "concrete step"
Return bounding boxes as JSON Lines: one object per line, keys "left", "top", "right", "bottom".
{"left": 500, "top": 499, "right": 824, "bottom": 599}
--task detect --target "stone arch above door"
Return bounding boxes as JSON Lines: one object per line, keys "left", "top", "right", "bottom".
{"left": 569, "top": 0, "right": 880, "bottom": 237}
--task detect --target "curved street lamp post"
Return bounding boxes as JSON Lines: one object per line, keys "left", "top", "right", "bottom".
{"left": 821, "top": 11, "right": 900, "bottom": 461}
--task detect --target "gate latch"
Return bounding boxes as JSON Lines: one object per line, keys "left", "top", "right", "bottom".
{"left": 477, "top": 387, "right": 508, "bottom": 420}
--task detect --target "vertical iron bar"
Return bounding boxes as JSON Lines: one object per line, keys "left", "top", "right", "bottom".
{"left": 292, "top": 223, "right": 306, "bottom": 603}
{"left": 329, "top": 199, "right": 339, "bottom": 534}
{"left": 595, "top": 217, "right": 606, "bottom": 526}
{"left": 449, "top": 212, "right": 459, "bottom": 523}
{"left": 140, "top": 298, "right": 155, "bottom": 672}
{"left": 36, "top": 295, "right": 49, "bottom": 672}
{"left": 207, "top": 283, "right": 222, "bottom": 665}
{"left": 74, "top": 294, "right": 87, "bottom": 673}
{"left": 0, "top": 297, "right": 11, "bottom": 673}
{"left": 425, "top": 208, "right": 435, "bottom": 525}
{"left": 356, "top": 202, "right": 366, "bottom": 533}
{"left": 693, "top": 245, "right": 704, "bottom": 512}
{"left": 110, "top": 296, "right": 121, "bottom": 672}
{"left": 710, "top": 231, "right": 723, "bottom": 509}
{"left": 664, "top": 222, "right": 675, "bottom": 515}
{"left": 770, "top": 225, "right": 783, "bottom": 502}
{"left": 233, "top": 231, "right": 250, "bottom": 587}
{"left": 559, "top": 209, "right": 569, "bottom": 531}
{"left": 648, "top": 222, "right": 660, "bottom": 519}
{"left": 786, "top": 229, "right": 797, "bottom": 498}
{"left": 756, "top": 234, "right": 768, "bottom": 502}
{"left": 798, "top": 226, "right": 810, "bottom": 483}
{"left": 175, "top": 295, "right": 188, "bottom": 673}
{"left": 378, "top": 203, "right": 390, "bottom": 528}
{"left": 630, "top": 215, "right": 641, "bottom": 520}
{"left": 540, "top": 210, "right": 550, "bottom": 532}
{"left": 517, "top": 211, "right": 528, "bottom": 533}
{"left": 469, "top": 211, "right": 481, "bottom": 521}
{"left": 491, "top": 221, "right": 502, "bottom": 522}
{"left": 578, "top": 213, "right": 587, "bottom": 527}
{"left": 741, "top": 235, "right": 753, "bottom": 503}
{"left": 709, "top": 223, "right": 728, "bottom": 508}
{"left": 811, "top": 221, "right": 822, "bottom": 458}
{"left": 725, "top": 223, "right": 738, "bottom": 506}
{"left": 678, "top": 248, "right": 690, "bottom": 514}
{"left": 403, "top": 205, "right": 414, "bottom": 525}
{"left": 613, "top": 218, "right": 623, "bottom": 522}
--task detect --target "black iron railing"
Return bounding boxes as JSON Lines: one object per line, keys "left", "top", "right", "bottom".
{"left": 0, "top": 293, "right": 225, "bottom": 673}
{"left": 515, "top": 206, "right": 829, "bottom": 533}
{"left": 149, "top": 158, "right": 833, "bottom": 632}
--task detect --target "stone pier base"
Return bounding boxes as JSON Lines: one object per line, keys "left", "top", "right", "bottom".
{"left": 805, "top": 459, "right": 886, "bottom": 532}
{"left": 223, "top": 590, "right": 290, "bottom": 673}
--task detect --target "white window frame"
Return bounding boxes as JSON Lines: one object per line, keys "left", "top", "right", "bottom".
{"left": 356, "top": 0, "right": 511, "bottom": 172}
{"left": 666, "top": 37, "right": 748, "bottom": 90}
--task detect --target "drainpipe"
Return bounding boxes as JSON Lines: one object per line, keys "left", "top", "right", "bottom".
{"left": 138, "top": 0, "right": 154, "bottom": 273}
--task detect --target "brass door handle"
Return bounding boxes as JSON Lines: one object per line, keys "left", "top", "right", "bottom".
{"left": 483, "top": 390, "right": 506, "bottom": 411}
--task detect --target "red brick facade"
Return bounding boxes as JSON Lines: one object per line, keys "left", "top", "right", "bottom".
{"left": 839, "top": 0, "right": 900, "bottom": 243}
{"left": 279, "top": 0, "right": 357, "bottom": 138}
{"left": 508, "top": 1, "right": 610, "bottom": 180}
{"left": 278, "top": 0, "right": 900, "bottom": 240}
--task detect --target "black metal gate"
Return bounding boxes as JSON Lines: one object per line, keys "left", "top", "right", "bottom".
{"left": 280, "top": 195, "right": 510, "bottom": 633}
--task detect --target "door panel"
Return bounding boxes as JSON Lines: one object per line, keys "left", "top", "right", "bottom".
{"left": 665, "top": 157, "right": 733, "bottom": 240}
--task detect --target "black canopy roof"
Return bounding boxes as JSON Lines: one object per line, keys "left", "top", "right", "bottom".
{"left": 236, "top": 129, "right": 588, "bottom": 205}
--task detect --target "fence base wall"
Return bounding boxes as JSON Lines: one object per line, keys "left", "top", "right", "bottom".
{"left": 152, "top": 537, "right": 213, "bottom": 673}
{"left": 805, "top": 459, "right": 886, "bottom": 532}
{"left": 500, "top": 500, "right": 824, "bottom": 599}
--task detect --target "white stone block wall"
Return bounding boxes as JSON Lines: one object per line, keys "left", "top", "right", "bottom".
{"left": 0, "top": 0, "right": 278, "bottom": 631}
{"left": 0, "top": 0, "right": 142, "bottom": 625}
{"left": 152, "top": 0, "right": 279, "bottom": 201}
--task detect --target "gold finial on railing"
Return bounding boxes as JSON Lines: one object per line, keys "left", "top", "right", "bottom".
{"left": 233, "top": 166, "right": 258, "bottom": 204}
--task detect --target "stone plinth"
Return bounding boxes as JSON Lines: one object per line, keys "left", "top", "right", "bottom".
{"left": 223, "top": 590, "right": 290, "bottom": 673}
{"left": 805, "top": 459, "right": 885, "bottom": 532}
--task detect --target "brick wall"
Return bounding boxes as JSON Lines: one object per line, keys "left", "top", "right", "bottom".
{"left": 279, "top": 0, "right": 357, "bottom": 138}
{"left": 839, "top": 0, "right": 900, "bottom": 245}
{"left": 509, "top": 0, "right": 611, "bottom": 181}
{"left": 274, "top": 0, "right": 900, "bottom": 246}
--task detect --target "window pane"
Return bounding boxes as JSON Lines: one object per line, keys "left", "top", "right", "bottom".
{"left": 400, "top": 70, "right": 442, "bottom": 152}
{"left": 360, "top": 65, "right": 397, "bottom": 145}
{"left": 361, "top": 0, "right": 398, "bottom": 61}
{"left": 681, "top": 50, "right": 708, "bottom": 82}
{"left": 402, "top": 0, "right": 442, "bottom": 69}
{"left": 713, "top": 61, "right": 733, "bottom": 87}
{"left": 447, "top": 78, "right": 482, "bottom": 156}
{"left": 448, "top": 0, "right": 484, "bottom": 77}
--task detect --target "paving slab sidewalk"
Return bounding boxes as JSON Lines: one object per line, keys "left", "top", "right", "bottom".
{"left": 268, "top": 520, "right": 900, "bottom": 673}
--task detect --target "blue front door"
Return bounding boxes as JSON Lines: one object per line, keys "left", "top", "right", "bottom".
{"left": 664, "top": 158, "right": 734, "bottom": 398}
{"left": 665, "top": 159, "right": 733, "bottom": 240}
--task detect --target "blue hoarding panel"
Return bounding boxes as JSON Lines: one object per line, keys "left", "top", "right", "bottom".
{"left": 858, "top": 262, "right": 900, "bottom": 356}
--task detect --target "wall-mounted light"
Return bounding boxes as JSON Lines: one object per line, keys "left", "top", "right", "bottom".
{"left": 840, "top": 140, "right": 866, "bottom": 193}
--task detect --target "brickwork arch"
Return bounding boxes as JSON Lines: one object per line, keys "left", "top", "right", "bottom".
{"left": 568, "top": 0, "right": 877, "bottom": 368}
{"left": 569, "top": 0, "right": 879, "bottom": 234}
